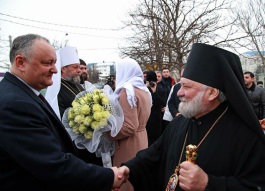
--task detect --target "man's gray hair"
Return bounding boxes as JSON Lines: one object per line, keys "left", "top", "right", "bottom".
{"left": 9, "top": 34, "right": 50, "bottom": 64}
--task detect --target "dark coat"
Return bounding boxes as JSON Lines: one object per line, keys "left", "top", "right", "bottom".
{"left": 146, "top": 89, "right": 163, "bottom": 146}
{"left": 157, "top": 77, "right": 175, "bottom": 107}
{"left": 168, "top": 83, "right": 181, "bottom": 118}
{"left": 0, "top": 72, "right": 113, "bottom": 191}
{"left": 246, "top": 83, "right": 265, "bottom": 119}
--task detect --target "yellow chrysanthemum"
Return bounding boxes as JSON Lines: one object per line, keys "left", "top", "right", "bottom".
{"left": 80, "top": 105, "right": 90, "bottom": 115}
{"left": 86, "top": 94, "right": 93, "bottom": 102}
{"left": 84, "top": 130, "right": 93, "bottom": 139}
{"left": 83, "top": 116, "right": 93, "bottom": 126}
{"left": 79, "top": 98, "right": 86, "bottom": 105}
{"left": 101, "top": 97, "right": 110, "bottom": 105}
{"left": 92, "top": 94, "right": 100, "bottom": 103}
{"left": 69, "top": 120, "right": 76, "bottom": 128}
{"left": 68, "top": 108, "right": 75, "bottom": 120}
{"left": 91, "top": 121, "right": 100, "bottom": 130}
{"left": 102, "top": 110, "right": 110, "bottom": 118}
{"left": 74, "top": 115, "right": 85, "bottom": 123}
{"left": 99, "top": 118, "right": 107, "bottom": 126}
{"left": 93, "top": 111, "right": 103, "bottom": 121}
{"left": 72, "top": 100, "right": 80, "bottom": 107}
{"left": 93, "top": 104, "right": 102, "bottom": 112}
{"left": 72, "top": 126, "right": 80, "bottom": 134}
{"left": 93, "top": 89, "right": 101, "bottom": 94}
{"left": 73, "top": 105, "right": 81, "bottom": 115}
{"left": 78, "top": 124, "right": 87, "bottom": 133}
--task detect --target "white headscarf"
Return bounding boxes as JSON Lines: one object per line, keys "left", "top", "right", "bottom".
{"left": 114, "top": 58, "right": 152, "bottom": 108}
{"left": 45, "top": 46, "right": 80, "bottom": 120}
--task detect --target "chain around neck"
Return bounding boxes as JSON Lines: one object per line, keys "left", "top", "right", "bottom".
{"left": 61, "top": 81, "right": 82, "bottom": 96}
{"left": 175, "top": 106, "right": 228, "bottom": 173}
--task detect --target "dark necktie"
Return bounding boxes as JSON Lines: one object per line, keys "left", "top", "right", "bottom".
{"left": 39, "top": 93, "right": 48, "bottom": 105}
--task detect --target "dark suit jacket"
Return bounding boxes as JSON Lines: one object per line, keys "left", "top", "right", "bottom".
{"left": 168, "top": 83, "right": 181, "bottom": 118}
{"left": 0, "top": 72, "right": 113, "bottom": 191}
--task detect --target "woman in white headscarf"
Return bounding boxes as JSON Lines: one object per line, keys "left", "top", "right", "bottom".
{"left": 107, "top": 58, "right": 152, "bottom": 191}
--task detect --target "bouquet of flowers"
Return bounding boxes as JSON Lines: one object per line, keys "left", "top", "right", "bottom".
{"left": 62, "top": 82, "right": 124, "bottom": 167}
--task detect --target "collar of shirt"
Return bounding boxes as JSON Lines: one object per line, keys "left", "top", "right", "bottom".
{"left": 12, "top": 74, "right": 40, "bottom": 96}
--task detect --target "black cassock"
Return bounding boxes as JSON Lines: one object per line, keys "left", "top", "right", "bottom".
{"left": 124, "top": 102, "right": 265, "bottom": 191}
{"left": 58, "top": 78, "right": 84, "bottom": 118}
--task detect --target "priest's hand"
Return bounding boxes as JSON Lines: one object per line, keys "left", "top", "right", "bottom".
{"left": 259, "top": 119, "right": 265, "bottom": 130}
{"left": 118, "top": 166, "right": 130, "bottom": 182}
{"left": 179, "top": 161, "right": 208, "bottom": 191}
{"left": 111, "top": 166, "right": 126, "bottom": 190}
{"left": 111, "top": 166, "right": 130, "bottom": 191}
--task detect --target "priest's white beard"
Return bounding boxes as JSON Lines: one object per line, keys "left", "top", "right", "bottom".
{"left": 178, "top": 89, "right": 207, "bottom": 118}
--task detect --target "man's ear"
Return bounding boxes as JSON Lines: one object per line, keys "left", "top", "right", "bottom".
{"left": 61, "top": 66, "right": 66, "bottom": 74}
{"left": 14, "top": 55, "right": 26, "bottom": 72}
{"left": 208, "top": 88, "right": 219, "bottom": 101}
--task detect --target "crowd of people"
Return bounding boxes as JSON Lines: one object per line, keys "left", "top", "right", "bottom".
{"left": 0, "top": 33, "right": 265, "bottom": 191}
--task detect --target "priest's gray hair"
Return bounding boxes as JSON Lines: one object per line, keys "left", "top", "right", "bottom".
{"left": 203, "top": 85, "right": 226, "bottom": 103}
{"left": 218, "top": 90, "right": 226, "bottom": 103}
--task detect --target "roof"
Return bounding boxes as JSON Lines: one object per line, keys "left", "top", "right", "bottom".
{"left": 244, "top": 51, "right": 265, "bottom": 56}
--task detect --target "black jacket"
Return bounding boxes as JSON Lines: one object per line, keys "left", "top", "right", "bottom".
{"left": 168, "top": 83, "right": 181, "bottom": 118}
{"left": 0, "top": 72, "right": 113, "bottom": 191}
{"left": 246, "top": 83, "right": 265, "bottom": 119}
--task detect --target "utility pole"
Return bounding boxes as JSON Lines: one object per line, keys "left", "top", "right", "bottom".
{"left": 8, "top": 35, "right": 12, "bottom": 48}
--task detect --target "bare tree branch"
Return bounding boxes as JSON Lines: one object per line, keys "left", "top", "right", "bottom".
{"left": 119, "top": 0, "right": 235, "bottom": 73}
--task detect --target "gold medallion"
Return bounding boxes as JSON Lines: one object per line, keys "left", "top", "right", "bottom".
{"left": 165, "top": 173, "right": 178, "bottom": 191}
{"left": 185, "top": 144, "right": 198, "bottom": 164}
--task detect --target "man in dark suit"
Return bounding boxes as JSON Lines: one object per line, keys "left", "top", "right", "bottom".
{"left": 0, "top": 34, "right": 124, "bottom": 191}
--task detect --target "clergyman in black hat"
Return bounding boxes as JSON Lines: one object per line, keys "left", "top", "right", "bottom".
{"left": 118, "top": 43, "right": 265, "bottom": 191}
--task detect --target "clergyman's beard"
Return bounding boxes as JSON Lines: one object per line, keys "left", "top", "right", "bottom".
{"left": 80, "top": 74, "right": 88, "bottom": 84}
{"left": 178, "top": 90, "right": 206, "bottom": 118}
{"left": 65, "top": 76, "right": 80, "bottom": 85}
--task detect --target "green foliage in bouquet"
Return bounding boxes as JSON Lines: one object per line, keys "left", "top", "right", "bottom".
{"left": 67, "top": 89, "right": 112, "bottom": 139}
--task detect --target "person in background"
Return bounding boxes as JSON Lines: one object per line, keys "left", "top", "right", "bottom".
{"left": 145, "top": 70, "right": 163, "bottom": 146}
{"left": 79, "top": 58, "right": 88, "bottom": 87}
{"left": 106, "top": 58, "right": 152, "bottom": 191}
{"left": 167, "top": 65, "right": 185, "bottom": 118}
{"left": 118, "top": 43, "right": 265, "bottom": 191}
{"left": 155, "top": 70, "right": 162, "bottom": 83}
{"left": 105, "top": 75, "right": 116, "bottom": 91}
{"left": 257, "top": 80, "right": 264, "bottom": 88}
{"left": 157, "top": 67, "right": 176, "bottom": 132}
{"left": 0, "top": 34, "right": 125, "bottom": 191}
{"left": 45, "top": 46, "right": 83, "bottom": 119}
{"left": 143, "top": 70, "right": 148, "bottom": 84}
{"left": 45, "top": 46, "right": 103, "bottom": 166}
{"left": 244, "top": 71, "right": 265, "bottom": 133}
{"left": 163, "top": 65, "right": 185, "bottom": 122}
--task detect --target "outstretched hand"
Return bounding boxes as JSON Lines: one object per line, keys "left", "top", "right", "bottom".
{"left": 111, "top": 166, "right": 130, "bottom": 191}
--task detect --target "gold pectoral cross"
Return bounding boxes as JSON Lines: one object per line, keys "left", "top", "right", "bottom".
{"left": 185, "top": 144, "right": 198, "bottom": 164}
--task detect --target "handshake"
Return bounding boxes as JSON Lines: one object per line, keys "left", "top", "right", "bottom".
{"left": 111, "top": 166, "right": 130, "bottom": 190}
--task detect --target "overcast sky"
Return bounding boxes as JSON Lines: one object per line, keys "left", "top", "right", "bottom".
{"left": 0, "top": 0, "right": 138, "bottom": 68}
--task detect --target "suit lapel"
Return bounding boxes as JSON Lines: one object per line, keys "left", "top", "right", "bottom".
{"left": 4, "top": 72, "right": 77, "bottom": 153}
